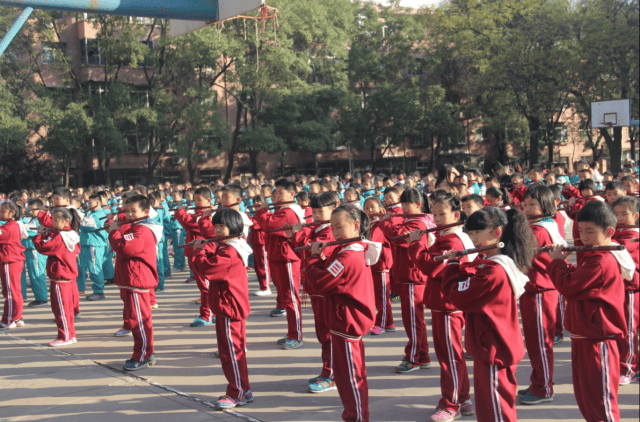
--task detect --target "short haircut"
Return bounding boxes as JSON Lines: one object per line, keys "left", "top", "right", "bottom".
{"left": 295, "top": 190, "right": 309, "bottom": 203}
{"left": 327, "top": 191, "right": 341, "bottom": 205}
{"left": 126, "top": 194, "right": 150, "bottom": 210}
{"left": 577, "top": 201, "right": 617, "bottom": 231}
{"left": 221, "top": 185, "right": 243, "bottom": 199}
{"left": 194, "top": 186, "right": 212, "bottom": 198}
{"left": 211, "top": 208, "right": 244, "bottom": 236}
{"left": 621, "top": 175, "right": 637, "bottom": 184}
{"left": 27, "top": 198, "right": 44, "bottom": 208}
{"left": 548, "top": 184, "right": 562, "bottom": 200}
{"left": 605, "top": 180, "right": 625, "bottom": 192}
{"left": 88, "top": 194, "right": 101, "bottom": 201}
{"left": 97, "top": 191, "right": 108, "bottom": 200}
{"left": 308, "top": 180, "right": 321, "bottom": 188}
{"left": 52, "top": 187, "right": 71, "bottom": 200}
{"left": 529, "top": 165, "right": 542, "bottom": 174}
{"left": 275, "top": 178, "right": 297, "bottom": 194}
{"left": 134, "top": 185, "right": 148, "bottom": 196}
{"left": 461, "top": 194, "right": 484, "bottom": 207}
{"left": 612, "top": 196, "right": 638, "bottom": 214}
{"left": 344, "top": 187, "right": 358, "bottom": 197}
{"left": 383, "top": 187, "right": 399, "bottom": 196}
{"left": 578, "top": 179, "right": 597, "bottom": 193}
{"left": 511, "top": 172, "right": 524, "bottom": 181}
{"left": 524, "top": 184, "right": 557, "bottom": 215}
{"left": 310, "top": 192, "right": 337, "bottom": 209}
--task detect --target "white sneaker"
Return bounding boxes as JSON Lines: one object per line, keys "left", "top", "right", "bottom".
{"left": 14, "top": 319, "right": 25, "bottom": 327}
{"left": 0, "top": 321, "right": 16, "bottom": 329}
{"left": 49, "top": 338, "right": 75, "bottom": 347}
{"left": 151, "top": 304, "right": 159, "bottom": 309}
{"left": 252, "top": 288, "right": 272, "bottom": 296}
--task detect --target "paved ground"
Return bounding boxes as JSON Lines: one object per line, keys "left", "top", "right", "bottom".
{"left": 1, "top": 250, "right": 639, "bottom": 422}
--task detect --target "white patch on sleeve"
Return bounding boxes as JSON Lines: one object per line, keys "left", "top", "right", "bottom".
{"left": 124, "top": 233, "right": 135, "bottom": 242}
{"left": 327, "top": 260, "right": 345, "bottom": 277}
{"left": 458, "top": 278, "right": 471, "bottom": 292}
{"left": 0, "top": 229, "right": 2, "bottom": 235}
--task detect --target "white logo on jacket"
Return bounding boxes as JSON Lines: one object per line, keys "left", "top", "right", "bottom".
{"left": 327, "top": 260, "right": 345, "bottom": 277}
{"left": 458, "top": 278, "right": 470, "bottom": 291}
{"left": 124, "top": 233, "right": 134, "bottom": 241}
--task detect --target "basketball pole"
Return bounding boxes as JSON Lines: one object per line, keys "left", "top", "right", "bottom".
{"left": 0, "top": 7, "right": 33, "bottom": 58}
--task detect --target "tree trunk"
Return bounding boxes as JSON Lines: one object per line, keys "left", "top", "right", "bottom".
{"left": 224, "top": 100, "right": 244, "bottom": 183}
{"left": 600, "top": 127, "right": 623, "bottom": 175}
{"left": 249, "top": 149, "right": 259, "bottom": 177}
{"left": 527, "top": 117, "right": 541, "bottom": 166}
{"left": 371, "top": 143, "right": 376, "bottom": 174}
{"left": 629, "top": 128, "right": 637, "bottom": 164}
{"left": 187, "top": 156, "right": 197, "bottom": 184}
{"left": 313, "top": 153, "right": 318, "bottom": 175}
{"left": 64, "top": 165, "right": 70, "bottom": 188}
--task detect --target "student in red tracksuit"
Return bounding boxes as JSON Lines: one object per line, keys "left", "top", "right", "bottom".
{"left": 567, "top": 178, "right": 604, "bottom": 262}
{"left": 192, "top": 208, "right": 254, "bottom": 409}
{"left": 248, "top": 195, "right": 271, "bottom": 296}
{"left": 33, "top": 208, "right": 80, "bottom": 346}
{"left": 548, "top": 201, "right": 635, "bottom": 422}
{"left": 175, "top": 186, "right": 214, "bottom": 327}
{"left": 380, "top": 188, "right": 434, "bottom": 373}
{"left": 519, "top": 185, "right": 567, "bottom": 404}
{"left": 612, "top": 196, "right": 640, "bottom": 384}
{"left": 0, "top": 201, "right": 26, "bottom": 329}
{"left": 287, "top": 192, "right": 337, "bottom": 393}
{"left": 408, "top": 194, "right": 474, "bottom": 422}
{"left": 363, "top": 197, "right": 394, "bottom": 335}
{"left": 306, "top": 205, "right": 380, "bottom": 422}
{"left": 383, "top": 187, "right": 403, "bottom": 299}
{"left": 442, "top": 207, "right": 534, "bottom": 422}
{"left": 548, "top": 183, "right": 568, "bottom": 343}
{"left": 107, "top": 194, "right": 160, "bottom": 371}
{"left": 255, "top": 178, "right": 306, "bottom": 350}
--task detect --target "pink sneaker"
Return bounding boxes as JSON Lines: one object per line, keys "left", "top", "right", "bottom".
{"left": 429, "top": 408, "right": 461, "bottom": 422}
{"left": 460, "top": 401, "right": 474, "bottom": 416}
{"left": 620, "top": 375, "right": 633, "bottom": 385}
{"left": 371, "top": 326, "right": 385, "bottom": 335}
{"left": 385, "top": 324, "right": 396, "bottom": 332}
{"left": 49, "top": 338, "right": 75, "bottom": 347}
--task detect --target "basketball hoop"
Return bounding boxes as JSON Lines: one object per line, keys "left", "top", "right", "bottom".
{"left": 220, "top": 4, "right": 279, "bottom": 40}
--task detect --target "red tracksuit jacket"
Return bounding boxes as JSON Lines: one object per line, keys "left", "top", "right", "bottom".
{"left": 511, "top": 185, "right": 528, "bottom": 205}
{"left": 109, "top": 223, "right": 158, "bottom": 290}
{"left": 290, "top": 224, "right": 334, "bottom": 296}
{"left": 254, "top": 207, "right": 301, "bottom": 263}
{"left": 526, "top": 225, "right": 556, "bottom": 293}
{"left": 380, "top": 217, "right": 429, "bottom": 284}
{"left": 192, "top": 244, "right": 250, "bottom": 321}
{"left": 409, "top": 232, "right": 471, "bottom": 312}
{"left": 548, "top": 252, "right": 626, "bottom": 340}
{"left": 33, "top": 228, "right": 80, "bottom": 279}
{"left": 613, "top": 228, "right": 639, "bottom": 292}
{"left": 175, "top": 208, "right": 208, "bottom": 257}
{"left": 0, "top": 221, "right": 26, "bottom": 263}
{"left": 568, "top": 196, "right": 603, "bottom": 241}
{"left": 248, "top": 215, "right": 265, "bottom": 247}
{"left": 306, "top": 241, "right": 376, "bottom": 339}
{"left": 369, "top": 221, "right": 393, "bottom": 272}
{"left": 442, "top": 260, "right": 526, "bottom": 366}
{"left": 561, "top": 186, "right": 581, "bottom": 200}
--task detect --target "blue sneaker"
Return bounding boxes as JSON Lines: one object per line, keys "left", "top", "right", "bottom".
{"left": 276, "top": 336, "right": 288, "bottom": 345}
{"left": 215, "top": 395, "right": 246, "bottom": 409}
{"left": 282, "top": 339, "right": 304, "bottom": 350}
{"left": 308, "top": 376, "right": 322, "bottom": 384}
{"left": 123, "top": 354, "right": 156, "bottom": 371}
{"left": 114, "top": 329, "right": 132, "bottom": 337}
{"left": 519, "top": 390, "right": 553, "bottom": 405}
{"left": 245, "top": 390, "right": 254, "bottom": 403}
{"left": 74, "top": 313, "right": 81, "bottom": 319}
{"left": 632, "top": 372, "right": 639, "bottom": 382}
{"left": 190, "top": 316, "right": 212, "bottom": 327}
{"left": 308, "top": 377, "right": 337, "bottom": 393}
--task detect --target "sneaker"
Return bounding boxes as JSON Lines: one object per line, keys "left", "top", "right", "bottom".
{"left": 215, "top": 395, "right": 246, "bottom": 409}
{"left": 395, "top": 360, "right": 420, "bottom": 373}
{"left": 0, "top": 321, "right": 16, "bottom": 329}
{"left": 123, "top": 354, "right": 156, "bottom": 371}
{"left": 460, "top": 401, "right": 474, "bottom": 416}
{"left": 282, "top": 339, "right": 304, "bottom": 350}
{"left": 195, "top": 298, "right": 201, "bottom": 304}
{"left": 155, "top": 288, "right": 165, "bottom": 293}
{"left": 619, "top": 375, "right": 633, "bottom": 385}
{"left": 185, "top": 277, "right": 195, "bottom": 283}
{"left": 190, "top": 316, "right": 213, "bottom": 327}
{"left": 464, "top": 353, "right": 474, "bottom": 361}
{"left": 245, "top": 390, "right": 254, "bottom": 403}
{"left": 74, "top": 314, "right": 81, "bottom": 319}
{"left": 419, "top": 362, "right": 432, "bottom": 369}
{"left": 49, "top": 338, "right": 75, "bottom": 347}
{"left": 151, "top": 304, "right": 159, "bottom": 309}
{"left": 553, "top": 334, "right": 564, "bottom": 345}
{"left": 276, "top": 336, "right": 289, "bottom": 345}
{"left": 213, "top": 350, "right": 219, "bottom": 358}
{"left": 519, "top": 390, "right": 554, "bottom": 405}
{"left": 270, "top": 308, "right": 287, "bottom": 317}
{"left": 371, "top": 326, "right": 385, "bottom": 335}
{"left": 78, "top": 291, "right": 85, "bottom": 295}
{"left": 28, "top": 300, "right": 48, "bottom": 307}
{"left": 308, "top": 376, "right": 322, "bottom": 384}
{"left": 390, "top": 294, "right": 401, "bottom": 302}
{"left": 86, "top": 293, "right": 105, "bottom": 301}
{"left": 632, "top": 373, "right": 639, "bottom": 382}
{"left": 385, "top": 324, "right": 396, "bottom": 332}
{"left": 14, "top": 319, "right": 25, "bottom": 328}
{"left": 252, "top": 288, "right": 272, "bottom": 296}
{"left": 104, "top": 279, "right": 114, "bottom": 285}
{"left": 429, "top": 408, "right": 461, "bottom": 422}
{"left": 517, "top": 387, "right": 530, "bottom": 396}
{"left": 114, "top": 329, "right": 132, "bottom": 337}
{"left": 308, "top": 377, "right": 337, "bottom": 393}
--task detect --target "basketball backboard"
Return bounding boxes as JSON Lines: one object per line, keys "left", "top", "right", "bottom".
{"left": 591, "top": 99, "right": 632, "bottom": 128}
{"left": 170, "top": 0, "right": 263, "bottom": 37}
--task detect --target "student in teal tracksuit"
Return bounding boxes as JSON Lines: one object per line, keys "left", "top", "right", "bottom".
{"left": 21, "top": 199, "right": 49, "bottom": 307}
{"left": 149, "top": 191, "right": 167, "bottom": 292}
{"left": 170, "top": 190, "right": 186, "bottom": 271}
{"left": 160, "top": 194, "right": 172, "bottom": 279}
{"left": 100, "top": 193, "right": 116, "bottom": 283}
{"left": 79, "top": 194, "right": 109, "bottom": 300}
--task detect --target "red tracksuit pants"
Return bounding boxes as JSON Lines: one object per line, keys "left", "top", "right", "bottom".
{"left": 332, "top": 333, "right": 369, "bottom": 422}
{"left": 432, "top": 311, "right": 470, "bottom": 412}
{"left": 268, "top": 259, "right": 285, "bottom": 310}
{"left": 520, "top": 290, "right": 557, "bottom": 398}
{"left": 122, "top": 289, "right": 154, "bottom": 362}
{"left": 555, "top": 294, "right": 565, "bottom": 338}
{"left": 251, "top": 244, "right": 270, "bottom": 291}
{"left": 72, "top": 280, "right": 80, "bottom": 316}
{"left": 400, "top": 283, "right": 430, "bottom": 364}
{"left": 271, "top": 261, "right": 302, "bottom": 341}
{"left": 1, "top": 261, "right": 23, "bottom": 325}
{"left": 474, "top": 361, "right": 519, "bottom": 422}
{"left": 311, "top": 295, "right": 332, "bottom": 378}
{"left": 571, "top": 337, "right": 620, "bottom": 422}
{"left": 188, "top": 255, "right": 212, "bottom": 321}
{"left": 619, "top": 291, "right": 639, "bottom": 377}
{"left": 373, "top": 271, "right": 394, "bottom": 329}
{"left": 216, "top": 316, "right": 251, "bottom": 400}
{"left": 51, "top": 280, "right": 76, "bottom": 341}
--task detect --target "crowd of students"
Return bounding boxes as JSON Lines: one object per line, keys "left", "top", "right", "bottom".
{"left": 0, "top": 159, "right": 638, "bottom": 422}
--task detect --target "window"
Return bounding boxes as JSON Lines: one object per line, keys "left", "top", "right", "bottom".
{"left": 131, "top": 89, "right": 150, "bottom": 107}
{"left": 80, "top": 38, "right": 103, "bottom": 65}
{"left": 140, "top": 40, "right": 154, "bottom": 66}
{"left": 553, "top": 126, "right": 568, "bottom": 144}
{"left": 41, "top": 42, "right": 66, "bottom": 64}
{"left": 474, "top": 128, "right": 483, "bottom": 142}
{"left": 124, "top": 134, "right": 150, "bottom": 154}
{"left": 199, "top": 169, "right": 223, "bottom": 182}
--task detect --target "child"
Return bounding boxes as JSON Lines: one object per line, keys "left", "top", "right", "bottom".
{"left": 380, "top": 188, "right": 435, "bottom": 373}
{"left": 23, "top": 199, "right": 49, "bottom": 307}
{"left": 383, "top": 187, "right": 403, "bottom": 301}
{"left": 363, "top": 197, "right": 395, "bottom": 335}
{"left": 192, "top": 208, "right": 254, "bottom": 409}
{"left": 295, "top": 191, "right": 313, "bottom": 222}
{"left": 567, "top": 178, "right": 604, "bottom": 261}
{"left": 169, "top": 189, "right": 186, "bottom": 271}
{"left": 612, "top": 196, "right": 639, "bottom": 384}
{"left": 148, "top": 191, "right": 167, "bottom": 293}
{"left": 255, "top": 178, "right": 306, "bottom": 349}
{"left": 344, "top": 188, "right": 361, "bottom": 209}
{"left": 510, "top": 173, "right": 527, "bottom": 204}
{"left": 485, "top": 186, "right": 513, "bottom": 210}
{"left": 605, "top": 181, "right": 626, "bottom": 205}
{"left": 33, "top": 208, "right": 81, "bottom": 346}
{"left": 408, "top": 194, "right": 474, "bottom": 421}
{"left": 306, "top": 205, "right": 380, "bottom": 422}
{"left": 519, "top": 185, "right": 567, "bottom": 404}
{"left": 548, "top": 201, "right": 635, "bottom": 422}
{"left": 78, "top": 194, "right": 109, "bottom": 300}
{"left": 107, "top": 194, "right": 163, "bottom": 370}
{"left": 460, "top": 194, "right": 484, "bottom": 218}
{"left": 442, "top": 207, "right": 534, "bottom": 422}
{"left": 248, "top": 195, "right": 271, "bottom": 296}
{"left": 0, "top": 201, "right": 26, "bottom": 329}
{"left": 288, "top": 192, "right": 337, "bottom": 393}
{"left": 621, "top": 175, "right": 638, "bottom": 196}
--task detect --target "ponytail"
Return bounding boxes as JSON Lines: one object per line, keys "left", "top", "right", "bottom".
{"left": 400, "top": 188, "right": 427, "bottom": 213}
{"left": 432, "top": 193, "right": 466, "bottom": 223}
{"left": 51, "top": 207, "right": 81, "bottom": 232}
{"left": 333, "top": 204, "right": 371, "bottom": 239}
{"left": 0, "top": 201, "right": 23, "bottom": 221}
{"left": 486, "top": 186, "right": 512, "bottom": 206}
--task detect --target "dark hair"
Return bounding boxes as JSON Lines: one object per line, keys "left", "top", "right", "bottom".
{"left": 295, "top": 190, "right": 310, "bottom": 203}
{"left": 88, "top": 193, "right": 101, "bottom": 202}
{"left": 485, "top": 186, "right": 512, "bottom": 205}
{"left": 436, "top": 164, "right": 457, "bottom": 187}
{"left": 433, "top": 193, "right": 466, "bottom": 222}
{"left": 524, "top": 185, "right": 557, "bottom": 216}
{"left": 52, "top": 187, "right": 71, "bottom": 200}
{"left": 275, "top": 178, "right": 297, "bottom": 194}
{"left": 211, "top": 208, "right": 244, "bottom": 236}
{"left": 344, "top": 187, "right": 358, "bottom": 197}
{"left": 310, "top": 192, "right": 337, "bottom": 209}
{"left": 547, "top": 184, "right": 562, "bottom": 200}
{"left": 621, "top": 175, "right": 637, "bottom": 184}
{"left": 1, "top": 200, "right": 23, "bottom": 221}
{"left": 97, "top": 191, "right": 108, "bottom": 200}
{"left": 308, "top": 180, "right": 321, "bottom": 188}
{"left": 27, "top": 198, "right": 44, "bottom": 209}
{"left": 489, "top": 162, "right": 506, "bottom": 177}
{"left": 148, "top": 191, "right": 162, "bottom": 205}
{"left": 461, "top": 194, "right": 484, "bottom": 208}
{"left": 221, "top": 184, "right": 243, "bottom": 199}
{"left": 332, "top": 204, "right": 370, "bottom": 239}
{"left": 578, "top": 179, "right": 597, "bottom": 193}
{"left": 528, "top": 165, "right": 542, "bottom": 174}
{"left": 134, "top": 185, "right": 148, "bottom": 196}
{"left": 511, "top": 172, "right": 524, "bottom": 181}
{"left": 604, "top": 180, "right": 624, "bottom": 192}
{"left": 498, "top": 174, "right": 512, "bottom": 187}
{"left": 400, "top": 188, "right": 429, "bottom": 213}
{"left": 383, "top": 187, "right": 399, "bottom": 197}
{"left": 122, "top": 190, "right": 138, "bottom": 203}
{"left": 126, "top": 194, "right": 151, "bottom": 211}
{"left": 577, "top": 201, "right": 617, "bottom": 231}
{"left": 194, "top": 186, "right": 212, "bottom": 199}
{"left": 612, "top": 196, "right": 639, "bottom": 215}
{"left": 51, "top": 207, "right": 81, "bottom": 232}
{"left": 465, "top": 207, "right": 535, "bottom": 273}
{"left": 327, "top": 191, "right": 341, "bottom": 205}
{"left": 252, "top": 194, "right": 265, "bottom": 205}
